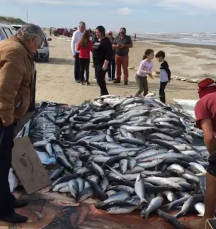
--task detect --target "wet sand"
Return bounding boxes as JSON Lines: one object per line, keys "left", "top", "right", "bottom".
{"left": 35, "top": 36, "right": 205, "bottom": 105}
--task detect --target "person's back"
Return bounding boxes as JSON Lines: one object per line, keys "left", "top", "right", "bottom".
{"left": 77, "top": 30, "right": 92, "bottom": 85}
{"left": 77, "top": 40, "right": 93, "bottom": 59}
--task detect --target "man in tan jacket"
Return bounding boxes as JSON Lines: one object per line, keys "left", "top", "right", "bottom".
{"left": 0, "top": 24, "right": 44, "bottom": 223}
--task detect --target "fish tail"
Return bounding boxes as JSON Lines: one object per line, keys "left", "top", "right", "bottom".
{"left": 145, "top": 211, "right": 150, "bottom": 219}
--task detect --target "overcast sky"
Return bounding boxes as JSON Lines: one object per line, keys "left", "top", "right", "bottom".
{"left": 0, "top": 0, "right": 216, "bottom": 34}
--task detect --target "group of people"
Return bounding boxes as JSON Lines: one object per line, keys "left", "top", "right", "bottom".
{"left": 135, "top": 49, "right": 171, "bottom": 103}
{"left": 71, "top": 22, "right": 133, "bottom": 95}
{"left": 71, "top": 22, "right": 171, "bottom": 103}
{"left": 1, "top": 22, "right": 216, "bottom": 229}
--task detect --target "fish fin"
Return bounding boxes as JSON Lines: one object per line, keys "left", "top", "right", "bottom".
{"left": 140, "top": 199, "right": 148, "bottom": 204}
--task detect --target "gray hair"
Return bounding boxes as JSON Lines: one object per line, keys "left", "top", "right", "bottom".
{"left": 79, "top": 21, "right": 86, "bottom": 27}
{"left": 17, "top": 24, "right": 45, "bottom": 44}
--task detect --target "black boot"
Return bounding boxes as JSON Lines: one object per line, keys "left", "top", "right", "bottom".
{"left": 124, "top": 80, "right": 128, "bottom": 85}
{"left": 113, "top": 79, "right": 121, "bottom": 83}
{"left": 14, "top": 199, "right": 29, "bottom": 208}
{"left": 0, "top": 213, "right": 28, "bottom": 223}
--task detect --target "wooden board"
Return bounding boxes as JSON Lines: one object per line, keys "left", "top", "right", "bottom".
{"left": 12, "top": 136, "right": 51, "bottom": 195}
{"left": 206, "top": 219, "right": 216, "bottom": 229}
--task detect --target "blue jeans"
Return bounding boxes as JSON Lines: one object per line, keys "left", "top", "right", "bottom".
{"left": 107, "top": 59, "right": 115, "bottom": 80}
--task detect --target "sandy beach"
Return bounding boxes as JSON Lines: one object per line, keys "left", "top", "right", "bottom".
{"left": 34, "top": 35, "right": 213, "bottom": 105}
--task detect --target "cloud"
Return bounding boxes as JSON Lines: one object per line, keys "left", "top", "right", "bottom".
{"left": 156, "top": 0, "right": 216, "bottom": 12}
{"left": 12, "top": 0, "right": 143, "bottom": 6}
{"left": 10, "top": 0, "right": 216, "bottom": 13}
{"left": 118, "top": 7, "right": 134, "bottom": 15}
{"left": 12, "top": 0, "right": 103, "bottom": 6}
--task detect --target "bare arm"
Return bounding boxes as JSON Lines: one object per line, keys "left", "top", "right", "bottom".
{"left": 201, "top": 119, "right": 216, "bottom": 154}
{"left": 71, "top": 32, "right": 76, "bottom": 56}
{"left": 122, "top": 44, "right": 133, "bottom": 48}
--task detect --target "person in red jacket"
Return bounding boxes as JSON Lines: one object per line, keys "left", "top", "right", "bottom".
{"left": 184, "top": 78, "right": 216, "bottom": 229}
{"left": 77, "top": 30, "right": 93, "bottom": 85}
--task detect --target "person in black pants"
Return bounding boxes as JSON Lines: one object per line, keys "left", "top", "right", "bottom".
{"left": 0, "top": 23, "right": 45, "bottom": 224}
{"left": 77, "top": 30, "right": 93, "bottom": 85}
{"left": 80, "top": 59, "right": 90, "bottom": 83}
{"left": 71, "top": 21, "right": 86, "bottom": 82}
{"left": 106, "top": 31, "right": 115, "bottom": 81}
{"left": 155, "top": 51, "right": 171, "bottom": 104}
{"left": 92, "top": 26, "right": 113, "bottom": 95}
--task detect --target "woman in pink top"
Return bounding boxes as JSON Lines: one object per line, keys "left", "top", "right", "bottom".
{"left": 135, "top": 49, "right": 154, "bottom": 97}
{"left": 77, "top": 30, "right": 93, "bottom": 85}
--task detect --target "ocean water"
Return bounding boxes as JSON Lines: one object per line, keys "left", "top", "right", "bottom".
{"left": 138, "top": 32, "right": 216, "bottom": 46}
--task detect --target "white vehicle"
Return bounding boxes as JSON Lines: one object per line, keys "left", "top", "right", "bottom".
{"left": 0, "top": 23, "right": 37, "bottom": 111}
{"left": 11, "top": 24, "right": 50, "bottom": 62}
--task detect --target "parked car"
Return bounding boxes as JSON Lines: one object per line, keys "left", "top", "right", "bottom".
{"left": 11, "top": 24, "right": 50, "bottom": 62}
{"left": 53, "top": 28, "right": 72, "bottom": 37}
{"left": 0, "top": 23, "right": 37, "bottom": 111}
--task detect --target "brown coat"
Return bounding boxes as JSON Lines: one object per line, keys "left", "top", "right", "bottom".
{"left": 0, "top": 36, "right": 33, "bottom": 126}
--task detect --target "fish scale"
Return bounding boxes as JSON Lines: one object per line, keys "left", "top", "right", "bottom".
{"left": 30, "top": 96, "right": 207, "bottom": 225}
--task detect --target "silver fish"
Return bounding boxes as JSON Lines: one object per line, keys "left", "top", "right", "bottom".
{"left": 102, "top": 191, "right": 130, "bottom": 205}
{"left": 68, "top": 179, "right": 79, "bottom": 198}
{"left": 138, "top": 159, "right": 163, "bottom": 169}
{"left": 141, "top": 197, "right": 164, "bottom": 219}
{"left": 76, "top": 177, "right": 84, "bottom": 193}
{"left": 135, "top": 174, "right": 148, "bottom": 204}
{"left": 167, "top": 164, "right": 185, "bottom": 175}
{"left": 107, "top": 206, "right": 137, "bottom": 214}
{"left": 194, "top": 203, "right": 205, "bottom": 216}
{"left": 144, "top": 177, "right": 182, "bottom": 190}
{"left": 120, "top": 159, "right": 128, "bottom": 174}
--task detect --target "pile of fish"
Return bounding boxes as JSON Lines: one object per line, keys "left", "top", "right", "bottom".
{"left": 29, "top": 96, "right": 208, "bottom": 229}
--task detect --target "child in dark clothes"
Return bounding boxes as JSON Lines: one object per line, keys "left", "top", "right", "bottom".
{"left": 155, "top": 51, "right": 171, "bottom": 104}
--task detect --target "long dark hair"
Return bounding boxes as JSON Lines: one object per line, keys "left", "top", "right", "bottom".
{"left": 143, "top": 49, "right": 154, "bottom": 60}
{"left": 80, "top": 30, "right": 90, "bottom": 48}
{"left": 96, "top": 26, "right": 106, "bottom": 37}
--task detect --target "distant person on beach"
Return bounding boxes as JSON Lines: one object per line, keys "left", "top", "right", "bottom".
{"left": 77, "top": 30, "right": 93, "bottom": 85}
{"left": 49, "top": 27, "right": 52, "bottom": 36}
{"left": 71, "top": 21, "right": 86, "bottom": 83}
{"left": 106, "top": 31, "right": 115, "bottom": 81}
{"left": 134, "top": 33, "right": 136, "bottom": 39}
{"left": 184, "top": 78, "right": 216, "bottom": 229}
{"left": 155, "top": 51, "right": 171, "bottom": 104}
{"left": 113, "top": 27, "right": 133, "bottom": 85}
{"left": 135, "top": 49, "right": 154, "bottom": 97}
{"left": 92, "top": 26, "right": 112, "bottom": 96}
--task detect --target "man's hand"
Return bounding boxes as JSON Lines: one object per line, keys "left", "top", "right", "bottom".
{"left": 102, "top": 64, "right": 108, "bottom": 71}
{"left": 73, "top": 55, "right": 76, "bottom": 58}
{"left": 112, "top": 45, "right": 121, "bottom": 48}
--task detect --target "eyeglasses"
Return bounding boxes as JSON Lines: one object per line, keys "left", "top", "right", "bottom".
{"left": 120, "top": 32, "right": 125, "bottom": 34}
{"left": 107, "top": 33, "right": 112, "bottom": 35}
